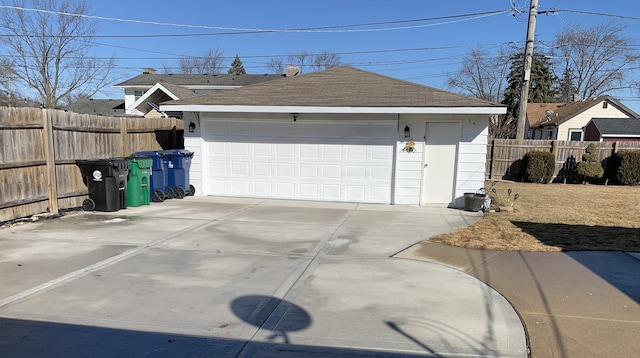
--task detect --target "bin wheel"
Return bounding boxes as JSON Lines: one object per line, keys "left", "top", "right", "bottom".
{"left": 175, "top": 186, "right": 186, "bottom": 199}
{"left": 165, "top": 187, "right": 174, "bottom": 199}
{"left": 189, "top": 184, "right": 196, "bottom": 196}
{"left": 152, "top": 189, "right": 165, "bottom": 203}
{"left": 82, "top": 198, "right": 96, "bottom": 211}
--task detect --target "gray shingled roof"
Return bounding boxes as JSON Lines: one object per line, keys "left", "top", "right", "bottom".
{"left": 64, "top": 99, "right": 132, "bottom": 117}
{"left": 590, "top": 118, "right": 640, "bottom": 135}
{"left": 165, "top": 66, "right": 504, "bottom": 108}
{"left": 114, "top": 73, "right": 283, "bottom": 87}
{"left": 157, "top": 83, "right": 197, "bottom": 100}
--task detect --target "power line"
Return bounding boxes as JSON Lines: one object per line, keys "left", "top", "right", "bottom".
{"left": 0, "top": 5, "right": 509, "bottom": 35}
{"left": 539, "top": 9, "right": 640, "bottom": 21}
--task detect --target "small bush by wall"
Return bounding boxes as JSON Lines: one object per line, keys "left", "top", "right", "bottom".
{"left": 523, "top": 151, "right": 555, "bottom": 183}
{"left": 616, "top": 150, "right": 640, "bottom": 185}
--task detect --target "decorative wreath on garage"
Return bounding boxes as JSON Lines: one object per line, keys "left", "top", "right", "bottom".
{"left": 402, "top": 140, "right": 416, "bottom": 153}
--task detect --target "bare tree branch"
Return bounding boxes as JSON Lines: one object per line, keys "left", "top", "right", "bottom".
{"left": 552, "top": 21, "right": 639, "bottom": 99}
{"left": 0, "top": 0, "right": 115, "bottom": 108}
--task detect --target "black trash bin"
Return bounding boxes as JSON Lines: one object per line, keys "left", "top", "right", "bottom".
{"left": 76, "top": 158, "right": 130, "bottom": 212}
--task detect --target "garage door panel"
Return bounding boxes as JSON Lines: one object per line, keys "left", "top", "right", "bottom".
{"left": 204, "top": 119, "right": 394, "bottom": 203}
{"left": 299, "top": 183, "right": 319, "bottom": 198}
{"left": 254, "top": 162, "right": 272, "bottom": 176}
{"left": 254, "top": 181, "right": 272, "bottom": 196}
{"left": 230, "top": 143, "right": 249, "bottom": 156}
{"left": 231, "top": 180, "right": 250, "bottom": 195}
{"left": 276, "top": 182, "right": 295, "bottom": 197}
{"left": 276, "top": 144, "right": 295, "bottom": 158}
{"left": 371, "top": 146, "right": 393, "bottom": 159}
{"left": 299, "top": 164, "right": 318, "bottom": 179}
{"left": 322, "top": 184, "right": 341, "bottom": 200}
{"left": 231, "top": 161, "right": 250, "bottom": 175}
{"left": 346, "top": 185, "right": 366, "bottom": 201}
{"left": 253, "top": 143, "right": 272, "bottom": 157}
{"left": 210, "top": 160, "right": 228, "bottom": 176}
{"left": 276, "top": 163, "right": 295, "bottom": 177}
{"left": 371, "top": 166, "right": 392, "bottom": 180}
{"left": 347, "top": 146, "right": 367, "bottom": 160}
{"left": 322, "top": 146, "right": 342, "bottom": 159}
{"left": 347, "top": 165, "right": 366, "bottom": 180}
{"left": 322, "top": 164, "right": 341, "bottom": 179}
{"left": 300, "top": 144, "right": 318, "bottom": 158}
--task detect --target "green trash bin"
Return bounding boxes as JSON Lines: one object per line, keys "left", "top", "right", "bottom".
{"left": 127, "top": 157, "right": 152, "bottom": 207}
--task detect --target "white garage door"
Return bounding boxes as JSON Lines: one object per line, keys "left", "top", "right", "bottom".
{"left": 203, "top": 119, "right": 395, "bottom": 203}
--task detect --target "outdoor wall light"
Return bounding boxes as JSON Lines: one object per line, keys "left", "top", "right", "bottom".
{"left": 188, "top": 121, "right": 196, "bottom": 133}
{"left": 289, "top": 113, "right": 299, "bottom": 122}
{"left": 404, "top": 125, "right": 411, "bottom": 138}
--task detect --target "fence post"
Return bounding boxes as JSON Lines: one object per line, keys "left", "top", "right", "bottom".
{"left": 42, "top": 109, "right": 59, "bottom": 215}
{"left": 120, "top": 117, "right": 128, "bottom": 157}
{"left": 488, "top": 139, "right": 495, "bottom": 179}
{"left": 612, "top": 141, "right": 619, "bottom": 155}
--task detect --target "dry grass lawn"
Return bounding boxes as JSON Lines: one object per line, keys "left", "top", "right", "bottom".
{"left": 430, "top": 181, "right": 640, "bottom": 252}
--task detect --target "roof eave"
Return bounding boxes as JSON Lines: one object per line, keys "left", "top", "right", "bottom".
{"left": 159, "top": 104, "right": 507, "bottom": 115}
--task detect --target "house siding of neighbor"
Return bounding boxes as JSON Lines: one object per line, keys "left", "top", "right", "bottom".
{"left": 163, "top": 67, "right": 505, "bottom": 208}
{"left": 583, "top": 118, "right": 640, "bottom": 142}
{"left": 528, "top": 96, "right": 638, "bottom": 141}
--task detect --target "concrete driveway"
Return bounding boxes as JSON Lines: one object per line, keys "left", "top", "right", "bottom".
{"left": 0, "top": 197, "right": 528, "bottom": 357}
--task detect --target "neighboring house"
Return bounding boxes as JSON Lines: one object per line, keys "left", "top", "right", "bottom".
{"left": 524, "top": 102, "right": 564, "bottom": 137}
{"left": 129, "top": 82, "right": 197, "bottom": 118}
{"left": 583, "top": 118, "right": 640, "bottom": 142}
{"left": 527, "top": 96, "right": 639, "bottom": 141}
{"left": 64, "top": 99, "right": 130, "bottom": 117}
{"left": 112, "top": 68, "right": 282, "bottom": 115}
{"left": 161, "top": 66, "right": 506, "bottom": 207}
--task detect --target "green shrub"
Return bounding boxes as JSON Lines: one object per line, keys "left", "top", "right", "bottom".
{"left": 575, "top": 143, "right": 604, "bottom": 183}
{"left": 523, "top": 151, "right": 555, "bottom": 183}
{"left": 616, "top": 150, "right": 640, "bottom": 185}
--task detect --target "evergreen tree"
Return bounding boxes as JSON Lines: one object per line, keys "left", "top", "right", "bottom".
{"left": 502, "top": 53, "right": 558, "bottom": 119}
{"left": 228, "top": 55, "right": 246, "bottom": 75}
{"left": 555, "top": 67, "right": 577, "bottom": 103}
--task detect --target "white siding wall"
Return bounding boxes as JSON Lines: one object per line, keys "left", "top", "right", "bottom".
{"left": 394, "top": 137, "right": 424, "bottom": 205}
{"left": 182, "top": 112, "right": 204, "bottom": 196}
{"left": 455, "top": 117, "right": 489, "bottom": 207}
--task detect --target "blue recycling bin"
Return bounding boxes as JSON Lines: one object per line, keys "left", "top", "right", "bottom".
{"left": 131, "top": 150, "right": 171, "bottom": 202}
{"left": 164, "top": 149, "right": 194, "bottom": 199}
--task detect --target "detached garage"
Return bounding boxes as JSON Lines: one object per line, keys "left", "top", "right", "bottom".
{"left": 161, "top": 66, "right": 505, "bottom": 207}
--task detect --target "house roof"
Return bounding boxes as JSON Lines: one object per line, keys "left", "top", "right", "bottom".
{"left": 113, "top": 73, "right": 283, "bottom": 88}
{"left": 589, "top": 118, "right": 640, "bottom": 135}
{"left": 161, "top": 66, "right": 505, "bottom": 114}
{"left": 525, "top": 102, "right": 564, "bottom": 128}
{"left": 131, "top": 83, "right": 197, "bottom": 114}
{"left": 64, "top": 99, "right": 133, "bottom": 117}
{"left": 531, "top": 96, "right": 639, "bottom": 129}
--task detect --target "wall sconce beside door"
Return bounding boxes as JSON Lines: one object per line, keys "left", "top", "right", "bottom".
{"left": 404, "top": 125, "right": 411, "bottom": 138}
{"left": 188, "top": 121, "right": 196, "bottom": 133}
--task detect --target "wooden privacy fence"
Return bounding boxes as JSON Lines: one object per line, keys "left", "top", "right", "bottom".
{"left": 486, "top": 139, "right": 640, "bottom": 181}
{"left": 0, "top": 107, "right": 184, "bottom": 223}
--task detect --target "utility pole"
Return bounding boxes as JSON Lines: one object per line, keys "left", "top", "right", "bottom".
{"left": 515, "top": 0, "right": 538, "bottom": 140}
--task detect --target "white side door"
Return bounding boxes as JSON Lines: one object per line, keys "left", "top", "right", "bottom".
{"left": 421, "top": 122, "right": 460, "bottom": 204}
